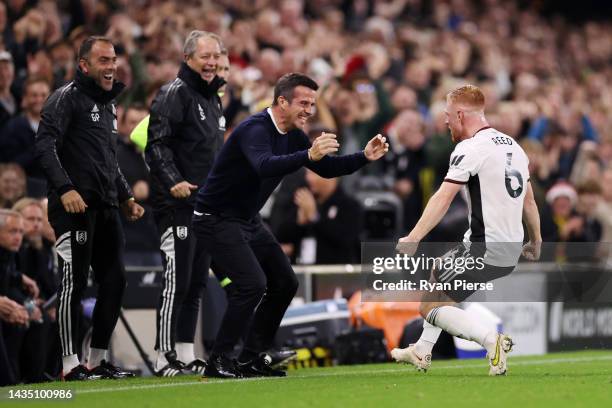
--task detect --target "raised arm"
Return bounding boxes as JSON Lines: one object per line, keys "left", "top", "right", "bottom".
{"left": 398, "top": 181, "right": 463, "bottom": 246}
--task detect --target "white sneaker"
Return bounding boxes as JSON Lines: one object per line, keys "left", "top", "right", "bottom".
{"left": 487, "top": 334, "right": 514, "bottom": 376}
{"left": 391, "top": 344, "right": 431, "bottom": 372}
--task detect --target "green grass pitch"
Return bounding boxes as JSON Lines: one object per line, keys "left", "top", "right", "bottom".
{"left": 2, "top": 351, "right": 611, "bottom": 408}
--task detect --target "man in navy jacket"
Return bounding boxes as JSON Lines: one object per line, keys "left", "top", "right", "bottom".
{"left": 193, "top": 72, "right": 388, "bottom": 378}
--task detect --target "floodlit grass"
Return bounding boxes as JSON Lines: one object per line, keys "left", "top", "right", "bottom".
{"left": 2, "top": 351, "right": 611, "bottom": 408}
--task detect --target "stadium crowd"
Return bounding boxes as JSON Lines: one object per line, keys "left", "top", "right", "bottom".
{"left": 0, "top": 0, "right": 611, "bottom": 383}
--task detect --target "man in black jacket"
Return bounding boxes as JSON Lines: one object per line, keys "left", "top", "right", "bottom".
{"left": 35, "top": 36, "right": 144, "bottom": 381}
{"left": 145, "top": 30, "right": 226, "bottom": 376}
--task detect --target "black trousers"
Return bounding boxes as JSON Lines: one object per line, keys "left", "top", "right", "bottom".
{"left": 2, "top": 317, "right": 51, "bottom": 383}
{"left": 0, "top": 322, "right": 16, "bottom": 386}
{"left": 154, "top": 207, "right": 210, "bottom": 352}
{"left": 192, "top": 213, "right": 298, "bottom": 357}
{"left": 49, "top": 203, "right": 127, "bottom": 356}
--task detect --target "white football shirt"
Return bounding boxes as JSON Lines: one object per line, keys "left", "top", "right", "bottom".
{"left": 444, "top": 127, "right": 529, "bottom": 265}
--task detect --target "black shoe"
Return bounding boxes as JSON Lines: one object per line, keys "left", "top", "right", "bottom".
{"left": 267, "top": 349, "right": 297, "bottom": 370}
{"left": 204, "top": 354, "right": 242, "bottom": 379}
{"left": 184, "top": 358, "right": 207, "bottom": 375}
{"left": 90, "top": 360, "right": 136, "bottom": 379}
{"left": 238, "top": 353, "right": 287, "bottom": 378}
{"left": 63, "top": 365, "right": 101, "bottom": 381}
{"left": 154, "top": 351, "right": 186, "bottom": 377}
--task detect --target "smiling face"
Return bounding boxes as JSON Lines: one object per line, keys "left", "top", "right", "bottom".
{"left": 282, "top": 85, "right": 316, "bottom": 130}
{"left": 22, "top": 81, "right": 50, "bottom": 117}
{"left": 80, "top": 41, "right": 117, "bottom": 91}
{"left": 186, "top": 37, "right": 221, "bottom": 83}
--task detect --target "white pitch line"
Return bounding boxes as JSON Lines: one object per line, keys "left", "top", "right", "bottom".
{"left": 74, "top": 355, "right": 612, "bottom": 396}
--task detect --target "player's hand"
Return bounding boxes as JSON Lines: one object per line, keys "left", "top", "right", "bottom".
{"left": 364, "top": 134, "right": 389, "bottom": 161}
{"left": 170, "top": 181, "right": 198, "bottom": 199}
{"left": 308, "top": 132, "right": 340, "bottom": 161}
{"left": 21, "top": 274, "right": 40, "bottom": 299}
{"left": 396, "top": 236, "right": 419, "bottom": 256}
{"left": 521, "top": 240, "right": 541, "bottom": 261}
{"left": 61, "top": 190, "right": 87, "bottom": 214}
{"left": 121, "top": 199, "right": 145, "bottom": 221}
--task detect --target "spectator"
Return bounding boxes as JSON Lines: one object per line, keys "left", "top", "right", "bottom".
{"left": 569, "top": 180, "right": 603, "bottom": 243}
{"left": 546, "top": 182, "right": 577, "bottom": 242}
{"left": 292, "top": 169, "right": 363, "bottom": 264}
{"left": 0, "top": 209, "right": 29, "bottom": 386}
{"left": 12, "top": 198, "right": 57, "bottom": 306}
{"left": 0, "top": 208, "right": 42, "bottom": 384}
{"left": 117, "top": 103, "right": 149, "bottom": 201}
{"left": 384, "top": 109, "right": 428, "bottom": 230}
{"left": 0, "top": 50, "right": 17, "bottom": 128}
{"left": 117, "top": 103, "right": 160, "bottom": 264}
{"left": 0, "top": 163, "right": 26, "bottom": 209}
{"left": 12, "top": 198, "right": 59, "bottom": 382}
{"left": 0, "top": 77, "right": 50, "bottom": 196}
{"left": 595, "top": 167, "right": 612, "bottom": 244}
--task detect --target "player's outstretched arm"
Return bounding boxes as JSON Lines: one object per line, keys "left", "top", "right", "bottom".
{"left": 522, "top": 181, "right": 542, "bottom": 260}
{"left": 397, "top": 181, "right": 462, "bottom": 254}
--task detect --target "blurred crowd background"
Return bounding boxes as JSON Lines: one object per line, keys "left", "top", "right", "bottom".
{"left": 0, "top": 0, "right": 611, "bottom": 267}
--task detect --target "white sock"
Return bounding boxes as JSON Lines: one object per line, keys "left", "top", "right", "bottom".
{"left": 414, "top": 320, "right": 442, "bottom": 356}
{"left": 176, "top": 342, "right": 195, "bottom": 363}
{"left": 427, "top": 306, "right": 497, "bottom": 354}
{"left": 156, "top": 350, "right": 169, "bottom": 371}
{"left": 88, "top": 347, "right": 107, "bottom": 369}
{"left": 62, "top": 354, "right": 80, "bottom": 374}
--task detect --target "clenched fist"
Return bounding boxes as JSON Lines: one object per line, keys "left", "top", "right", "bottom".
{"left": 61, "top": 190, "right": 87, "bottom": 214}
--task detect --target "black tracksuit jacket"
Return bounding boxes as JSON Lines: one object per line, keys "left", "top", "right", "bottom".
{"left": 35, "top": 69, "right": 132, "bottom": 208}
{"left": 145, "top": 62, "right": 226, "bottom": 214}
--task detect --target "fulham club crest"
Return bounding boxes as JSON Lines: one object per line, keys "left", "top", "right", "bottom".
{"left": 76, "top": 231, "right": 87, "bottom": 245}
{"left": 176, "top": 226, "right": 188, "bottom": 240}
